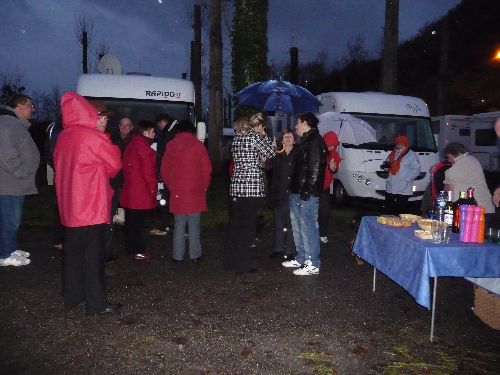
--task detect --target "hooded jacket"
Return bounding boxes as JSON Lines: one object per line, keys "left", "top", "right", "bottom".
{"left": 53, "top": 92, "right": 121, "bottom": 227}
{"left": 120, "top": 134, "right": 158, "bottom": 210}
{"left": 161, "top": 132, "right": 212, "bottom": 214}
{"left": 0, "top": 105, "right": 40, "bottom": 195}
{"left": 322, "top": 131, "right": 341, "bottom": 191}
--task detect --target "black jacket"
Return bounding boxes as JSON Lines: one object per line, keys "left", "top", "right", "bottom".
{"left": 268, "top": 148, "right": 295, "bottom": 208}
{"left": 290, "top": 127, "right": 327, "bottom": 197}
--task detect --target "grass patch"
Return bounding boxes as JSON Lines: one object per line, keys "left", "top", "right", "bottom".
{"left": 297, "top": 352, "right": 337, "bottom": 375}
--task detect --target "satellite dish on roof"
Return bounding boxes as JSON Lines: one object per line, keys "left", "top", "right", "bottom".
{"left": 98, "top": 54, "right": 122, "bottom": 75}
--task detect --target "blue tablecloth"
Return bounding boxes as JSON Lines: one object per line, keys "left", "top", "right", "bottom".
{"left": 352, "top": 216, "right": 500, "bottom": 309}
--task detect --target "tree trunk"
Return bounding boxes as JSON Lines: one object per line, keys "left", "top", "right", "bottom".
{"left": 191, "top": 4, "right": 203, "bottom": 122}
{"left": 380, "top": 0, "right": 399, "bottom": 93}
{"left": 437, "top": 17, "right": 449, "bottom": 115}
{"left": 208, "top": 0, "right": 224, "bottom": 174}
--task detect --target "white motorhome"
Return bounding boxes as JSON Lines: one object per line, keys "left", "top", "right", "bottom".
{"left": 432, "top": 112, "right": 500, "bottom": 173}
{"left": 317, "top": 92, "right": 438, "bottom": 204}
{"left": 76, "top": 73, "right": 205, "bottom": 139}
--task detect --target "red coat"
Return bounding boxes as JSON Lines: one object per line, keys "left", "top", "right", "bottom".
{"left": 54, "top": 92, "right": 122, "bottom": 227}
{"left": 120, "top": 134, "right": 158, "bottom": 210}
{"left": 323, "top": 131, "right": 341, "bottom": 191}
{"left": 161, "top": 132, "right": 212, "bottom": 214}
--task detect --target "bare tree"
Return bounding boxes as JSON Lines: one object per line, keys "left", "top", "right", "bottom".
{"left": 75, "top": 16, "right": 95, "bottom": 74}
{"left": 0, "top": 69, "right": 26, "bottom": 105}
{"left": 33, "top": 86, "right": 62, "bottom": 121}
{"left": 208, "top": 0, "right": 224, "bottom": 173}
{"left": 380, "top": 0, "right": 399, "bottom": 93}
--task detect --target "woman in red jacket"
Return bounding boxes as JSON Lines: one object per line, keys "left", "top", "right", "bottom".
{"left": 161, "top": 120, "right": 212, "bottom": 264}
{"left": 120, "top": 120, "right": 158, "bottom": 260}
{"left": 319, "top": 131, "right": 341, "bottom": 244}
{"left": 54, "top": 92, "right": 122, "bottom": 315}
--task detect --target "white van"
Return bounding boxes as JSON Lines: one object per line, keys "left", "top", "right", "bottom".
{"left": 76, "top": 73, "right": 205, "bottom": 139}
{"left": 432, "top": 112, "right": 500, "bottom": 173}
{"left": 317, "top": 92, "right": 438, "bottom": 204}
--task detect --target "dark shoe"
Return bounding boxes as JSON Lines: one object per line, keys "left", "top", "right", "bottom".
{"left": 172, "top": 259, "right": 183, "bottom": 265}
{"left": 87, "top": 303, "right": 122, "bottom": 316}
{"left": 269, "top": 251, "right": 284, "bottom": 259}
{"left": 191, "top": 256, "right": 202, "bottom": 263}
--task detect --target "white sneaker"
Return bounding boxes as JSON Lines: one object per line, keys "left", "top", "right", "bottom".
{"left": 12, "top": 250, "right": 30, "bottom": 258}
{"left": 293, "top": 260, "right": 319, "bottom": 275}
{"left": 0, "top": 254, "right": 31, "bottom": 267}
{"left": 320, "top": 236, "right": 328, "bottom": 244}
{"left": 282, "top": 259, "right": 301, "bottom": 268}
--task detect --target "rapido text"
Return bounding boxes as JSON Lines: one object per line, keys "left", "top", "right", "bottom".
{"left": 145, "top": 90, "right": 182, "bottom": 99}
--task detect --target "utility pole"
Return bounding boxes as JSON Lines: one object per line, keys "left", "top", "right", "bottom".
{"left": 191, "top": 4, "right": 202, "bottom": 121}
{"left": 380, "top": 0, "right": 399, "bottom": 93}
{"left": 289, "top": 47, "right": 298, "bottom": 84}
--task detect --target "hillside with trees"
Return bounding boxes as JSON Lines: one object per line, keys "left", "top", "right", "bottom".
{"left": 299, "top": 0, "right": 500, "bottom": 116}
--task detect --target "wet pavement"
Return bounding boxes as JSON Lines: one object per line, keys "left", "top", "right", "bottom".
{"left": 0, "top": 190, "right": 499, "bottom": 374}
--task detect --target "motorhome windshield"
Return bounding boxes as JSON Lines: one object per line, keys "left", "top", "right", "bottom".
{"left": 85, "top": 97, "right": 195, "bottom": 128}
{"left": 348, "top": 114, "right": 436, "bottom": 152}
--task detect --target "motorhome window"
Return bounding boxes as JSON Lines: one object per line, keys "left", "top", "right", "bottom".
{"left": 86, "top": 98, "right": 195, "bottom": 129}
{"left": 475, "top": 128, "right": 497, "bottom": 146}
{"left": 352, "top": 114, "right": 436, "bottom": 152}
{"left": 458, "top": 128, "right": 470, "bottom": 137}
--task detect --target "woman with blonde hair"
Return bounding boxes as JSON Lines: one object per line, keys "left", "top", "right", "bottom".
{"left": 224, "top": 114, "right": 275, "bottom": 274}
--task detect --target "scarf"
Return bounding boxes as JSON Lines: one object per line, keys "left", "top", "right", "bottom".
{"left": 388, "top": 146, "right": 409, "bottom": 175}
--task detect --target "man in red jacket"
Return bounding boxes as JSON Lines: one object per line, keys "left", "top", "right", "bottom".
{"left": 54, "top": 92, "right": 122, "bottom": 315}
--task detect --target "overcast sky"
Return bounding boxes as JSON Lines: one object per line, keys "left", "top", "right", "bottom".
{"left": 1, "top": 0, "right": 461, "bottom": 96}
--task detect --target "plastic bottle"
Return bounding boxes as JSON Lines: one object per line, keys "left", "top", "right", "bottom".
{"left": 477, "top": 207, "right": 485, "bottom": 244}
{"left": 443, "top": 191, "right": 454, "bottom": 226}
{"left": 452, "top": 191, "right": 467, "bottom": 233}
{"left": 462, "top": 205, "right": 474, "bottom": 242}
{"left": 436, "top": 190, "right": 447, "bottom": 222}
{"left": 470, "top": 206, "right": 480, "bottom": 243}
{"left": 459, "top": 205, "right": 468, "bottom": 242}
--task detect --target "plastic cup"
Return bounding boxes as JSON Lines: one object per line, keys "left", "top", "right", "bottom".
{"left": 485, "top": 227, "right": 494, "bottom": 242}
{"left": 431, "top": 221, "right": 443, "bottom": 243}
{"left": 442, "top": 225, "right": 451, "bottom": 244}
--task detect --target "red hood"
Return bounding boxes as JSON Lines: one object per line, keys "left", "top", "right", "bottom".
{"left": 61, "top": 91, "right": 99, "bottom": 130}
{"left": 323, "top": 131, "right": 339, "bottom": 148}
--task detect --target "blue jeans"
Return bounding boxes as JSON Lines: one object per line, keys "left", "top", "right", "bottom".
{"left": 289, "top": 194, "right": 321, "bottom": 267}
{"left": 0, "top": 195, "right": 25, "bottom": 259}
{"left": 173, "top": 213, "right": 201, "bottom": 261}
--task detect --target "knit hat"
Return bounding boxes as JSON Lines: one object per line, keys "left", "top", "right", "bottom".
{"left": 394, "top": 135, "right": 409, "bottom": 146}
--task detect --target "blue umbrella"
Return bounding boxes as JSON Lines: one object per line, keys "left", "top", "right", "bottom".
{"left": 234, "top": 80, "right": 320, "bottom": 114}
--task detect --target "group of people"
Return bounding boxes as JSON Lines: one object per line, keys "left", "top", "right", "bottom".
{"left": 225, "top": 111, "right": 341, "bottom": 276}
{"left": 2, "top": 90, "right": 499, "bottom": 316}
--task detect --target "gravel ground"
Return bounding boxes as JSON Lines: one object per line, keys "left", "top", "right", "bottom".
{"left": 0, "top": 192, "right": 499, "bottom": 374}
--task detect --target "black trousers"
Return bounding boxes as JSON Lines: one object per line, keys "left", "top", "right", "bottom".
{"left": 63, "top": 224, "right": 107, "bottom": 311}
{"left": 224, "top": 196, "right": 261, "bottom": 272}
{"left": 318, "top": 191, "right": 331, "bottom": 237}
{"left": 384, "top": 193, "right": 410, "bottom": 215}
{"left": 124, "top": 208, "right": 148, "bottom": 255}
{"left": 272, "top": 199, "right": 295, "bottom": 256}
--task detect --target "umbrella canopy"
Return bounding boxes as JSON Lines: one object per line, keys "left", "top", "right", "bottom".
{"left": 234, "top": 80, "right": 320, "bottom": 114}
{"left": 318, "top": 111, "right": 377, "bottom": 145}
